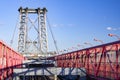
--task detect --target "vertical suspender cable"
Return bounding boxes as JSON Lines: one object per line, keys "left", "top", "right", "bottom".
{"left": 10, "top": 24, "right": 17, "bottom": 46}
{"left": 46, "top": 15, "right": 59, "bottom": 54}
{"left": 10, "top": 15, "right": 19, "bottom": 47}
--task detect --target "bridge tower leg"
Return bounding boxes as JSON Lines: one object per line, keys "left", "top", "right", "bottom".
{"left": 18, "top": 7, "right": 48, "bottom": 56}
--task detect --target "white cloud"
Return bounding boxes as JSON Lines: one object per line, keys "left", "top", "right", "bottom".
{"left": 52, "top": 24, "right": 58, "bottom": 27}
{"left": 67, "top": 24, "right": 74, "bottom": 27}
{"left": 106, "top": 27, "right": 120, "bottom": 31}
{"left": 106, "top": 27, "right": 112, "bottom": 30}
{"left": 52, "top": 23, "right": 75, "bottom": 28}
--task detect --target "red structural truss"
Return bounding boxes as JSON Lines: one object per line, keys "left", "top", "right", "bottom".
{"left": 50, "top": 41, "right": 120, "bottom": 80}
{"left": 0, "top": 40, "right": 25, "bottom": 80}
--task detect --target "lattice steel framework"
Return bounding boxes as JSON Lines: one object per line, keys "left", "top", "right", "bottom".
{"left": 18, "top": 7, "right": 48, "bottom": 55}
{"left": 48, "top": 40, "right": 120, "bottom": 80}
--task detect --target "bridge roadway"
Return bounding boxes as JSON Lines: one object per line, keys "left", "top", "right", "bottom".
{"left": 13, "top": 59, "right": 86, "bottom": 80}
{"left": 0, "top": 40, "right": 120, "bottom": 80}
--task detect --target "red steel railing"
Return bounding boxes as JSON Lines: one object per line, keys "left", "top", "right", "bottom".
{"left": 50, "top": 40, "right": 120, "bottom": 80}
{"left": 0, "top": 40, "right": 25, "bottom": 80}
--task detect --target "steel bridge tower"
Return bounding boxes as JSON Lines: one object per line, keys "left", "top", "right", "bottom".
{"left": 18, "top": 7, "right": 48, "bottom": 56}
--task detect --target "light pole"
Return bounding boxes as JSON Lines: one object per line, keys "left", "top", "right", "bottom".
{"left": 94, "top": 38, "right": 104, "bottom": 44}
{"left": 72, "top": 47, "right": 78, "bottom": 51}
{"left": 84, "top": 42, "right": 93, "bottom": 46}
{"left": 108, "top": 34, "right": 120, "bottom": 40}
{"left": 77, "top": 44, "right": 84, "bottom": 49}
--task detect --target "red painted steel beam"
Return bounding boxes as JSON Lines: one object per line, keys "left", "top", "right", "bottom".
{"left": 0, "top": 40, "right": 25, "bottom": 80}
{"left": 48, "top": 40, "right": 120, "bottom": 80}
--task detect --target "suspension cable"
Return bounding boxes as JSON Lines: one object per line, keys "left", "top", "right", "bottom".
{"left": 46, "top": 15, "right": 59, "bottom": 54}
{"left": 10, "top": 15, "right": 19, "bottom": 47}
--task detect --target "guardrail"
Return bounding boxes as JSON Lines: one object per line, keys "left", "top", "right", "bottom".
{"left": 0, "top": 40, "right": 25, "bottom": 80}
{"left": 48, "top": 40, "right": 120, "bottom": 80}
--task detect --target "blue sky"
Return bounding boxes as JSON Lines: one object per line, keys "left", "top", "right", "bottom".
{"left": 0, "top": 0, "right": 120, "bottom": 52}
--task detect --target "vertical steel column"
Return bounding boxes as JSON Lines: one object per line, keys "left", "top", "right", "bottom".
{"left": 18, "top": 7, "right": 27, "bottom": 53}
{"left": 1, "top": 45, "right": 5, "bottom": 80}
{"left": 87, "top": 50, "right": 90, "bottom": 74}
{"left": 40, "top": 8, "right": 48, "bottom": 53}
{"left": 103, "top": 47, "right": 106, "bottom": 78}
{"left": 38, "top": 8, "right": 42, "bottom": 53}
{"left": 116, "top": 45, "right": 119, "bottom": 79}
{"left": 94, "top": 49, "right": 97, "bottom": 77}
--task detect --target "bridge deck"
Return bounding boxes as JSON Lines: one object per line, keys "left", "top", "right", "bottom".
{"left": 0, "top": 40, "right": 120, "bottom": 80}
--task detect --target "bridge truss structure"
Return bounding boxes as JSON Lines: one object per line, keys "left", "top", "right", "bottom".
{"left": 18, "top": 7, "right": 48, "bottom": 56}
{"left": 48, "top": 40, "right": 120, "bottom": 80}
{"left": 0, "top": 7, "right": 120, "bottom": 80}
